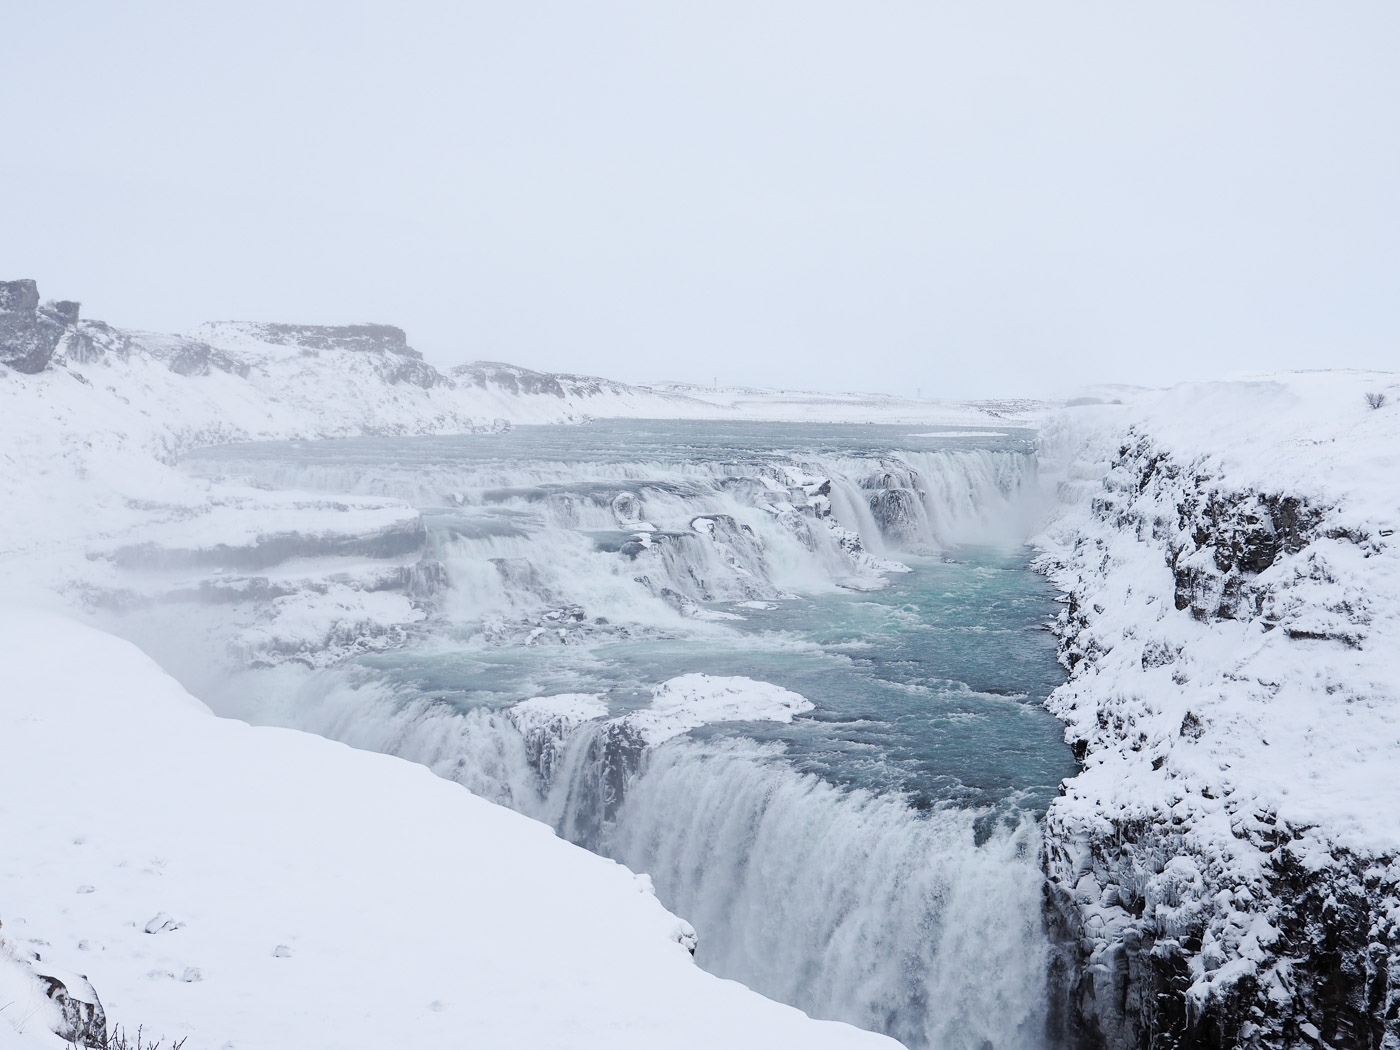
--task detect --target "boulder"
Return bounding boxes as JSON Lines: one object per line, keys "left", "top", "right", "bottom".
{"left": 34, "top": 965, "right": 108, "bottom": 1047}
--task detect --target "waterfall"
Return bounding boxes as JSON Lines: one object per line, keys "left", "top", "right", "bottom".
{"left": 186, "top": 440, "right": 1045, "bottom": 623}
{"left": 606, "top": 739, "right": 1051, "bottom": 1050}
{"left": 219, "top": 661, "right": 1057, "bottom": 1050}
{"left": 170, "top": 428, "right": 1064, "bottom": 1050}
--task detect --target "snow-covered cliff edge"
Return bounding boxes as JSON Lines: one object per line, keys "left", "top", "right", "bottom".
{"left": 0, "top": 609, "right": 894, "bottom": 1049}
{"left": 1036, "top": 374, "right": 1400, "bottom": 1049}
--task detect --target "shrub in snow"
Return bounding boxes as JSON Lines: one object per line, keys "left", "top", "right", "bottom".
{"left": 1364, "top": 390, "right": 1387, "bottom": 409}
{"left": 69, "top": 1025, "right": 188, "bottom": 1049}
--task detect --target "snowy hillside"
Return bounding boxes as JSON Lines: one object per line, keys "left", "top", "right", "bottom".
{"left": 1035, "top": 372, "right": 1400, "bottom": 1048}
{"left": 2, "top": 278, "right": 1026, "bottom": 458}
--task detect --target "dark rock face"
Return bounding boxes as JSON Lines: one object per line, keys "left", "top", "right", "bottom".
{"left": 0, "top": 278, "right": 77, "bottom": 373}
{"left": 862, "top": 464, "right": 948, "bottom": 548}
{"left": 254, "top": 321, "right": 411, "bottom": 354}
{"left": 1171, "top": 490, "right": 1323, "bottom": 621}
{"left": 58, "top": 321, "right": 251, "bottom": 377}
{"left": 47, "top": 300, "right": 81, "bottom": 325}
{"left": 62, "top": 326, "right": 116, "bottom": 365}
{"left": 457, "top": 360, "right": 571, "bottom": 398}
{"left": 0, "top": 279, "right": 40, "bottom": 313}
{"left": 0, "top": 918, "right": 108, "bottom": 1048}
{"left": 1046, "top": 829, "right": 1399, "bottom": 1050}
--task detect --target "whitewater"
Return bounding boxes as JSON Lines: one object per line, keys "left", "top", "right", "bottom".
{"left": 94, "top": 419, "right": 1079, "bottom": 1049}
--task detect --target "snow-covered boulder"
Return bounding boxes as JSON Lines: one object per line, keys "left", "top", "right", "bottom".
{"left": 0, "top": 932, "right": 106, "bottom": 1047}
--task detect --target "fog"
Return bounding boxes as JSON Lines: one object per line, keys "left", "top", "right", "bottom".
{"left": 4, "top": 2, "right": 1396, "bottom": 398}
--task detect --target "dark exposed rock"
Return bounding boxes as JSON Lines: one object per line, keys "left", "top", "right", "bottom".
{"left": 1171, "top": 489, "right": 1325, "bottom": 621}
{"left": 252, "top": 321, "right": 413, "bottom": 354}
{"left": 1045, "top": 829, "right": 1399, "bottom": 1050}
{"left": 35, "top": 967, "right": 107, "bottom": 1047}
{"left": 45, "top": 300, "right": 81, "bottom": 325}
{"left": 1, "top": 278, "right": 75, "bottom": 373}
{"left": 62, "top": 328, "right": 111, "bottom": 365}
{"left": 151, "top": 335, "right": 248, "bottom": 377}
{"left": 49, "top": 319, "right": 251, "bottom": 377}
{"left": 0, "top": 279, "right": 40, "bottom": 313}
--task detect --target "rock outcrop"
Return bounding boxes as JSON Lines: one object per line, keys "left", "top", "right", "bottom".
{"left": 232, "top": 321, "right": 446, "bottom": 387}
{"left": 452, "top": 360, "right": 634, "bottom": 399}
{"left": 0, "top": 278, "right": 77, "bottom": 373}
{"left": 0, "top": 921, "right": 107, "bottom": 1047}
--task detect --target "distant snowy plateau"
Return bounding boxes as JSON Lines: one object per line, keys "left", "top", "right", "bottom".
{"left": 2, "top": 279, "right": 1398, "bottom": 1049}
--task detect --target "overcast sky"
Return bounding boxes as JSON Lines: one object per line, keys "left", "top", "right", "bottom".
{"left": 4, "top": 3, "right": 1396, "bottom": 398}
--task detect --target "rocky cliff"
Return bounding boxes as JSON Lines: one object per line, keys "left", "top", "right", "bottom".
{"left": 1037, "top": 383, "right": 1400, "bottom": 1050}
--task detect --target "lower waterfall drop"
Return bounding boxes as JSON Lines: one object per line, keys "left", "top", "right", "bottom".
{"left": 604, "top": 739, "right": 1052, "bottom": 1050}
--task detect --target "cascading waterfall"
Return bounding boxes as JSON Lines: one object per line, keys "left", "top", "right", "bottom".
{"left": 190, "top": 434, "right": 1043, "bottom": 624}
{"left": 606, "top": 740, "right": 1051, "bottom": 1050}
{"left": 175, "top": 423, "right": 1069, "bottom": 1050}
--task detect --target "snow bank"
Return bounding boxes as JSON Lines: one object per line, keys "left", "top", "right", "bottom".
{"left": 623, "top": 674, "right": 816, "bottom": 745}
{"left": 507, "top": 693, "right": 611, "bottom": 735}
{"left": 0, "top": 608, "right": 893, "bottom": 1049}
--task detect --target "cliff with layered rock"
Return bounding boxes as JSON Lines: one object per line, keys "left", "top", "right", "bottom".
{"left": 1037, "top": 375, "right": 1400, "bottom": 1049}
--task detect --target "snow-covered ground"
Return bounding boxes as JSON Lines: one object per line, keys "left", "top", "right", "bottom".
{"left": 1034, "top": 370, "right": 1400, "bottom": 1047}
{"left": 0, "top": 609, "right": 894, "bottom": 1050}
